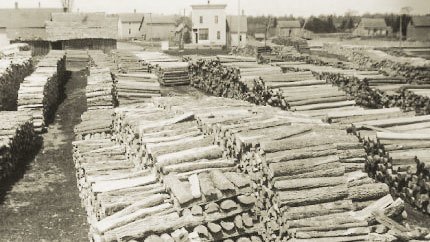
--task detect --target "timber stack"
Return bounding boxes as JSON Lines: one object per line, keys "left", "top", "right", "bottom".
{"left": 114, "top": 50, "right": 148, "bottom": 73}
{"left": 0, "top": 111, "right": 38, "bottom": 182}
{"left": 115, "top": 73, "right": 161, "bottom": 105}
{"left": 0, "top": 50, "right": 33, "bottom": 111}
{"left": 66, "top": 50, "right": 91, "bottom": 72}
{"left": 17, "top": 50, "right": 67, "bottom": 132}
{"left": 352, "top": 115, "right": 430, "bottom": 215}
{"left": 154, "top": 62, "right": 190, "bottom": 86}
{"left": 134, "top": 51, "right": 179, "bottom": 73}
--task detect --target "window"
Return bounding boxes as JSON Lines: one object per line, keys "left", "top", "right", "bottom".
{"left": 200, "top": 16, "right": 203, "bottom": 24}
{"left": 239, "top": 35, "right": 242, "bottom": 41}
{"left": 129, "top": 29, "right": 131, "bottom": 35}
{"left": 199, "top": 28, "right": 209, "bottom": 40}
{"left": 217, "top": 31, "right": 221, "bottom": 40}
{"left": 215, "top": 16, "right": 218, "bottom": 24}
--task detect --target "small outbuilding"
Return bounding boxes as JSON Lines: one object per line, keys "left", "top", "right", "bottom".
{"left": 353, "top": 18, "right": 389, "bottom": 37}
{"left": 407, "top": 16, "right": 430, "bottom": 41}
{"left": 277, "top": 20, "right": 301, "bottom": 37}
{"left": 118, "top": 13, "right": 145, "bottom": 39}
{"left": 140, "top": 14, "right": 177, "bottom": 41}
{"left": 227, "top": 15, "right": 247, "bottom": 47}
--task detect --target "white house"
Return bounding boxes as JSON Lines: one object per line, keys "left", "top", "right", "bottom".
{"left": 118, "top": 13, "right": 145, "bottom": 39}
{"left": 227, "top": 15, "right": 247, "bottom": 47}
{"left": 191, "top": 4, "right": 227, "bottom": 46}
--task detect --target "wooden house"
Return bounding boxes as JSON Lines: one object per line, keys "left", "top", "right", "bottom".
{"left": 353, "top": 18, "right": 389, "bottom": 37}
{"left": 227, "top": 15, "right": 247, "bottom": 47}
{"left": 191, "top": 4, "right": 227, "bottom": 46}
{"left": 407, "top": 16, "right": 430, "bottom": 41}
{"left": 46, "top": 12, "right": 120, "bottom": 53}
{"left": 118, "top": 13, "right": 145, "bottom": 39}
{"left": 277, "top": 20, "right": 301, "bottom": 37}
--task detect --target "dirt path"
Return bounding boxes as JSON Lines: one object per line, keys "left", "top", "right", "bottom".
{"left": 0, "top": 72, "right": 89, "bottom": 241}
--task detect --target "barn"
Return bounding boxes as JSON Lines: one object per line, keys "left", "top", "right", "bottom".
{"left": 353, "top": 18, "right": 389, "bottom": 37}
{"left": 46, "top": 12, "right": 120, "bottom": 53}
{"left": 277, "top": 20, "right": 301, "bottom": 38}
{"left": 407, "top": 16, "right": 430, "bottom": 42}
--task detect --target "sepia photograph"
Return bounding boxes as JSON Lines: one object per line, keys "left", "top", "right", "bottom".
{"left": 0, "top": 0, "right": 429, "bottom": 241}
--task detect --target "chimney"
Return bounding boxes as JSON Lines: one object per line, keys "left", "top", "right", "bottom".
{"left": 208, "top": 0, "right": 210, "bottom": 4}
{"left": 134, "top": 9, "right": 136, "bottom": 13}
{"left": 38, "top": 2, "right": 41, "bottom": 8}
{"left": 14, "top": 2, "right": 18, "bottom": 9}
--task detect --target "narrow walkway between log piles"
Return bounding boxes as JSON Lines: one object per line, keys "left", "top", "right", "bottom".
{"left": 0, "top": 72, "right": 88, "bottom": 240}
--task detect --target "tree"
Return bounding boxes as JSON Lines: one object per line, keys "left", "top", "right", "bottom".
{"left": 183, "top": 31, "right": 191, "bottom": 44}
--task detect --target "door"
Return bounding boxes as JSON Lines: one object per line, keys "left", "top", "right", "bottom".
{"left": 195, "top": 33, "right": 198, "bottom": 44}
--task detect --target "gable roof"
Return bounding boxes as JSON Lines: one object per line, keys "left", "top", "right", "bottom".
{"left": 227, "top": 16, "right": 248, "bottom": 33}
{"left": 0, "top": 8, "right": 63, "bottom": 28}
{"left": 278, "top": 20, "right": 301, "bottom": 28}
{"left": 118, "top": 13, "right": 145, "bottom": 23}
{"left": 359, "top": 18, "right": 387, "bottom": 29}
{"left": 143, "top": 14, "right": 177, "bottom": 25}
{"left": 411, "top": 16, "right": 430, "bottom": 27}
{"left": 46, "top": 12, "right": 119, "bottom": 41}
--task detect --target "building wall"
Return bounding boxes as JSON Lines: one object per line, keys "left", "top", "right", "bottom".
{"left": 121, "top": 22, "right": 142, "bottom": 39}
{"left": 278, "top": 27, "right": 302, "bottom": 37}
{"left": 407, "top": 25, "right": 430, "bottom": 41}
{"left": 141, "top": 23, "right": 176, "bottom": 41}
{"left": 0, "top": 28, "right": 9, "bottom": 46}
{"left": 353, "top": 27, "right": 387, "bottom": 37}
{"left": 191, "top": 7, "right": 226, "bottom": 46}
{"left": 229, "top": 32, "right": 247, "bottom": 47}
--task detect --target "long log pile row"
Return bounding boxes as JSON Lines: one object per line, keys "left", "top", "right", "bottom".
{"left": 86, "top": 51, "right": 119, "bottom": 110}
{"left": 17, "top": 50, "right": 67, "bottom": 132}
{"left": 115, "top": 73, "right": 161, "bottom": 105}
{"left": 114, "top": 50, "right": 148, "bottom": 73}
{"left": 66, "top": 50, "right": 91, "bottom": 72}
{"left": 351, "top": 115, "right": 430, "bottom": 215}
{"left": 0, "top": 50, "right": 33, "bottom": 111}
{"left": 154, "top": 62, "right": 190, "bottom": 86}
{"left": 134, "top": 51, "right": 180, "bottom": 73}
{"left": 0, "top": 111, "right": 38, "bottom": 182}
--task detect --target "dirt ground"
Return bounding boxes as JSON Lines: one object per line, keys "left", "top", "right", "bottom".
{"left": 0, "top": 72, "right": 89, "bottom": 241}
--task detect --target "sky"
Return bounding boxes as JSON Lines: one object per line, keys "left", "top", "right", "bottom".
{"left": 0, "top": 0, "right": 429, "bottom": 16}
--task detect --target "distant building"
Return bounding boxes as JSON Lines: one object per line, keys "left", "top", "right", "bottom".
{"left": 254, "top": 33, "right": 265, "bottom": 41}
{"left": 353, "top": 18, "right": 389, "bottom": 37}
{"left": 191, "top": 4, "right": 227, "bottom": 46}
{"left": 140, "top": 14, "right": 177, "bottom": 41}
{"left": 407, "top": 16, "right": 430, "bottom": 41}
{"left": 0, "top": 6, "right": 62, "bottom": 54}
{"left": 227, "top": 15, "right": 247, "bottom": 47}
{"left": 277, "top": 20, "right": 301, "bottom": 37}
{"left": 118, "top": 13, "right": 145, "bottom": 39}
{"left": 46, "top": 12, "right": 120, "bottom": 53}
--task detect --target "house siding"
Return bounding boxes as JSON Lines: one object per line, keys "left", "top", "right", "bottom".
{"left": 191, "top": 6, "right": 226, "bottom": 46}
{"left": 407, "top": 25, "right": 430, "bottom": 41}
{"left": 121, "top": 21, "right": 142, "bottom": 39}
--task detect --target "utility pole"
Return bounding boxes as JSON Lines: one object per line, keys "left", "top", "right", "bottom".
{"left": 237, "top": 0, "right": 240, "bottom": 48}
{"left": 399, "top": 6, "right": 412, "bottom": 48}
{"left": 149, "top": 12, "right": 152, "bottom": 47}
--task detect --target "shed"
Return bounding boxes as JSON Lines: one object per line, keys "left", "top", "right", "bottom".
{"left": 407, "top": 16, "right": 430, "bottom": 41}
{"left": 353, "top": 18, "right": 389, "bottom": 37}
{"left": 227, "top": 15, "right": 248, "bottom": 47}
{"left": 277, "top": 20, "right": 301, "bottom": 37}
{"left": 46, "top": 12, "right": 119, "bottom": 52}
{"left": 140, "top": 14, "right": 177, "bottom": 41}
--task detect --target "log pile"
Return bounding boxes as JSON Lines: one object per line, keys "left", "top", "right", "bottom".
{"left": 134, "top": 51, "right": 180, "bottom": 73}
{"left": 74, "top": 109, "right": 113, "bottom": 140}
{"left": 115, "top": 73, "right": 161, "bottom": 105}
{"left": 0, "top": 111, "right": 38, "bottom": 182}
{"left": 17, "top": 50, "right": 67, "bottom": 132}
{"left": 352, "top": 115, "right": 430, "bottom": 215}
{"left": 0, "top": 50, "right": 33, "bottom": 111}
{"left": 399, "top": 85, "right": 430, "bottom": 115}
{"left": 114, "top": 50, "right": 148, "bottom": 73}
{"left": 154, "top": 62, "right": 190, "bottom": 86}
{"left": 86, "top": 67, "right": 118, "bottom": 110}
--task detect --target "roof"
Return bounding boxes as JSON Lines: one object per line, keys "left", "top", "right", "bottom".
{"left": 411, "top": 16, "right": 430, "bottom": 27}
{"left": 46, "top": 12, "right": 119, "bottom": 41}
{"left": 278, "top": 20, "right": 301, "bottom": 29}
{"left": 143, "top": 14, "right": 177, "bottom": 25}
{"left": 254, "top": 33, "right": 265, "bottom": 38}
{"left": 191, "top": 4, "right": 227, "bottom": 9}
{"left": 227, "top": 16, "right": 248, "bottom": 33}
{"left": 118, "top": 13, "right": 145, "bottom": 23}
{"left": 7, "top": 28, "right": 47, "bottom": 41}
{"left": 358, "top": 18, "right": 387, "bottom": 29}
{"left": 0, "top": 8, "right": 63, "bottom": 28}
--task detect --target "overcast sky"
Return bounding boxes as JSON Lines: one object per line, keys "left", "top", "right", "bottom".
{"left": 1, "top": 0, "right": 429, "bottom": 16}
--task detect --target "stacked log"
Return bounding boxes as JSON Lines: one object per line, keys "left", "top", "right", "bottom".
{"left": 154, "top": 62, "right": 190, "bottom": 86}
{"left": 134, "top": 51, "right": 180, "bottom": 73}
{"left": 86, "top": 66, "right": 118, "bottom": 110}
{"left": 0, "top": 111, "right": 38, "bottom": 182}
{"left": 115, "top": 73, "right": 161, "bottom": 105}
{"left": 114, "top": 50, "right": 148, "bottom": 73}
{"left": 399, "top": 85, "right": 430, "bottom": 115}
{"left": 17, "top": 50, "right": 67, "bottom": 132}
{"left": 0, "top": 50, "right": 33, "bottom": 111}
{"left": 352, "top": 115, "right": 430, "bottom": 215}
{"left": 74, "top": 109, "right": 113, "bottom": 140}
